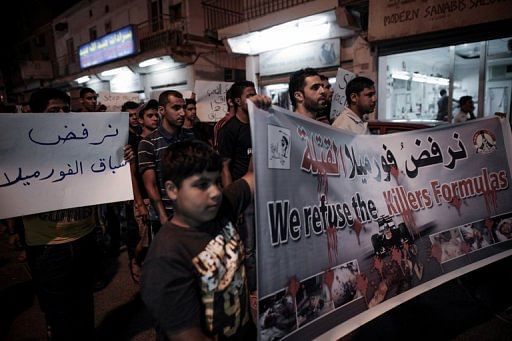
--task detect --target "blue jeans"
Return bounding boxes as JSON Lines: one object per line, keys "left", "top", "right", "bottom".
{"left": 27, "top": 232, "right": 96, "bottom": 340}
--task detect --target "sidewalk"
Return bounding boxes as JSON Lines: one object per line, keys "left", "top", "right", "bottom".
{"left": 0, "top": 225, "right": 155, "bottom": 340}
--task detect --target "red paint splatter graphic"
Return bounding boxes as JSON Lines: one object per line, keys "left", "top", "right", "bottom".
{"left": 287, "top": 276, "right": 300, "bottom": 301}
{"left": 483, "top": 189, "right": 497, "bottom": 216}
{"left": 326, "top": 225, "right": 338, "bottom": 268}
{"left": 461, "top": 241, "right": 471, "bottom": 254}
{"left": 391, "top": 247, "right": 405, "bottom": 275}
{"left": 400, "top": 207, "right": 419, "bottom": 239}
{"left": 448, "top": 195, "right": 463, "bottom": 216}
{"left": 430, "top": 242, "right": 443, "bottom": 264}
{"left": 485, "top": 218, "right": 496, "bottom": 243}
{"left": 390, "top": 165, "right": 399, "bottom": 184}
{"left": 356, "top": 273, "right": 369, "bottom": 306}
{"left": 324, "top": 269, "right": 334, "bottom": 302}
{"left": 373, "top": 256, "right": 384, "bottom": 279}
{"left": 353, "top": 219, "right": 364, "bottom": 245}
{"left": 317, "top": 169, "right": 328, "bottom": 198}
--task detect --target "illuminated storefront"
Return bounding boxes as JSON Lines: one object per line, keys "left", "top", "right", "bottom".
{"left": 369, "top": 0, "right": 512, "bottom": 124}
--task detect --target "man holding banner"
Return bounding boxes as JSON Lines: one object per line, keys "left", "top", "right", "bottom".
{"left": 23, "top": 88, "right": 97, "bottom": 340}
{"left": 288, "top": 68, "right": 328, "bottom": 120}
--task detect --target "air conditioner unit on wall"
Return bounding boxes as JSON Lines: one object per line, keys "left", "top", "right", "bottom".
{"left": 489, "top": 64, "right": 512, "bottom": 81}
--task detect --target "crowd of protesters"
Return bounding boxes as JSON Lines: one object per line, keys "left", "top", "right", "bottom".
{"left": 1, "top": 66, "right": 507, "bottom": 340}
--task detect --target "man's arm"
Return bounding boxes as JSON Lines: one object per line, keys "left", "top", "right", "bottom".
{"left": 130, "top": 162, "right": 148, "bottom": 219}
{"left": 142, "top": 169, "right": 168, "bottom": 224}
{"left": 217, "top": 125, "right": 235, "bottom": 188}
{"left": 241, "top": 156, "right": 254, "bottom": 196}
{"left": 220, "top": 158, "right": 232, "bottom": 188}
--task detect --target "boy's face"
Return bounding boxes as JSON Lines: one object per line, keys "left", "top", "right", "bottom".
{"left": 139, "top": 109, "right": 159, "bottom": 130}
{"left": 185, "top": 103, "right": 197, "bottom": 123}
{"left": 45, "top": 99, "right": 70, "bottom": 113}
{"left": 128, "top": 108, "right": 139, "bottom": 128}
{"left": 81, "top": 91, "right": 98, "bottom": 111}
{"left": 166, "top": 170, "right": 222, "bottom": 228}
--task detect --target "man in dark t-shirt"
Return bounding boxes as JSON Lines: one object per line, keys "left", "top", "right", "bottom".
{"left": 217, "top": 80, "right": 256, "bottom": 186}
{"left": 141, "top": 140, "right": 257, "bottom": 340}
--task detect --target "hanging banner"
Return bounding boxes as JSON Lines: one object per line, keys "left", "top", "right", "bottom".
{"left": 249, "top": 102, "right": 512, "bottom": 340}
{"left": 0, "top": 112, "right": 132, "bottom": 219}
{"left": 194, "top": 80, "right": 233, "bottom": 122}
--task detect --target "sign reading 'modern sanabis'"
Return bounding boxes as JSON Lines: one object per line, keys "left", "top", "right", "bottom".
{"left": 368, "top": 0, "right": 512, "bottom": 42}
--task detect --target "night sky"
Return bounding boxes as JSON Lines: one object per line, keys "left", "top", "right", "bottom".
{"left": 0, "top": 0, "right": 81, "bottom": 83}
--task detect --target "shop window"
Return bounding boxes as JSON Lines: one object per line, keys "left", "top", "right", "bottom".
{"left": 380, "top": 36, "right": 512, "bottom": 123}
{"left": 380, "top": 47, "right": 450, "bottom": 121}
{"left": 485, "top": 37, "right": 512, "bottom": 119}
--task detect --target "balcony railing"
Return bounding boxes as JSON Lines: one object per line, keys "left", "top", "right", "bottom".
{"left": 202, "top": 0, "right": 316, "bottom": 31}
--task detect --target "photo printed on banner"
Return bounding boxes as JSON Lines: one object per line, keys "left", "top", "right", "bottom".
{"left": 268, "top": 125, "right": 291, "bottom": 169}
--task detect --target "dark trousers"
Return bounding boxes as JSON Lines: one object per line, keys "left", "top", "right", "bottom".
{"left": 26, "top": 232, "right": 96, "bottom": 340}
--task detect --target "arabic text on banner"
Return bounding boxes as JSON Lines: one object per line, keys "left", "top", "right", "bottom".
{"left": 0, "top": 112, "right": 133, "bottom": 219}
{"left": 249, "top": 102, "right": 512, "bottom": 340}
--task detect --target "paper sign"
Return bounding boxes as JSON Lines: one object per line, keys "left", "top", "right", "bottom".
{"left": 0, "top": 112, "right": 133, "bottom": 219}
{"left": 330, "top": 68, "right": 355, "bottom": 120}
{"left": 195, "top": 80, "right": 233, "bottom": 122}
{"left": 98, "top": 92, "right": 140, "bottom": 112}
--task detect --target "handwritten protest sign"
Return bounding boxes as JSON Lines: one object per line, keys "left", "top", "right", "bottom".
{"left": 195, "top": 80, "right": 233, "bottom": 122}
{"left": 98, "top": 92, "right": 140, "bottom": 112}
{"left": 249, "top": 101, "right": 512, "bottom": 340}
{"left": 0, "top": 112, "right": 132, "bottom": 219}
{"left": 330, "top": 68, "right": 355, "bottom": 120}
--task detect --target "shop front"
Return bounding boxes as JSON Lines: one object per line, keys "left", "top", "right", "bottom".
{"left": 369, "top": 0, "right": 512, "bottom": 124}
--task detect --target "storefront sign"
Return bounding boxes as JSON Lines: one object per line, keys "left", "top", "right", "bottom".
{"left": 369, "top": 0, "right": 512, "bottom": 42}
{"left": 0, "top": 113, "right": 132, "bottom": 219}
{"left": 259, "top": 39, "right": 340, "bottom": 76}
{"left": 250, "top": 101, "right": 512, "bottom": 339}
{"left": 195, "top": 80, "right": 233, "bottom": 122}
{"left": 79, "top": 26, "right": 137, "bottom": 69}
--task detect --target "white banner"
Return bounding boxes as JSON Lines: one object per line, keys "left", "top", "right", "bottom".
{"left": 250, "top": 101, "right": 512, "bottom": 339}
{"left": 194, "top": 80, "right": 233, "bottom": 122}
{"left": 0, "top": 112, "right": 132, "bottom": 219}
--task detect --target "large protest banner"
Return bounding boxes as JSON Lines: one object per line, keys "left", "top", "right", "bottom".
{"left": 0, "top": 112, "right": 132, "bottom": 219}
{"left": 249, "top": 102, "right": 512, "bottom": 340}
{"left": 195, "top": 80, "right": 233, "bottom": 122}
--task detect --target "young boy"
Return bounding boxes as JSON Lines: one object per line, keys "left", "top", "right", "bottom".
{"left": 141, "top": 139, "right": 255, "bottom": 340}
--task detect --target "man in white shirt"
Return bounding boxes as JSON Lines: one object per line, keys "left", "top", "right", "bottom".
{"left": 453, "top": 96, "right": 476, "bottom": 123}
{"left": 331, "top": 76, "right": 376, "bottom": 135}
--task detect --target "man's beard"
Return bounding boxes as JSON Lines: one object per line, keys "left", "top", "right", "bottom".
{"left": 304, "top": 97, "right": 326, "bottom": 115}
